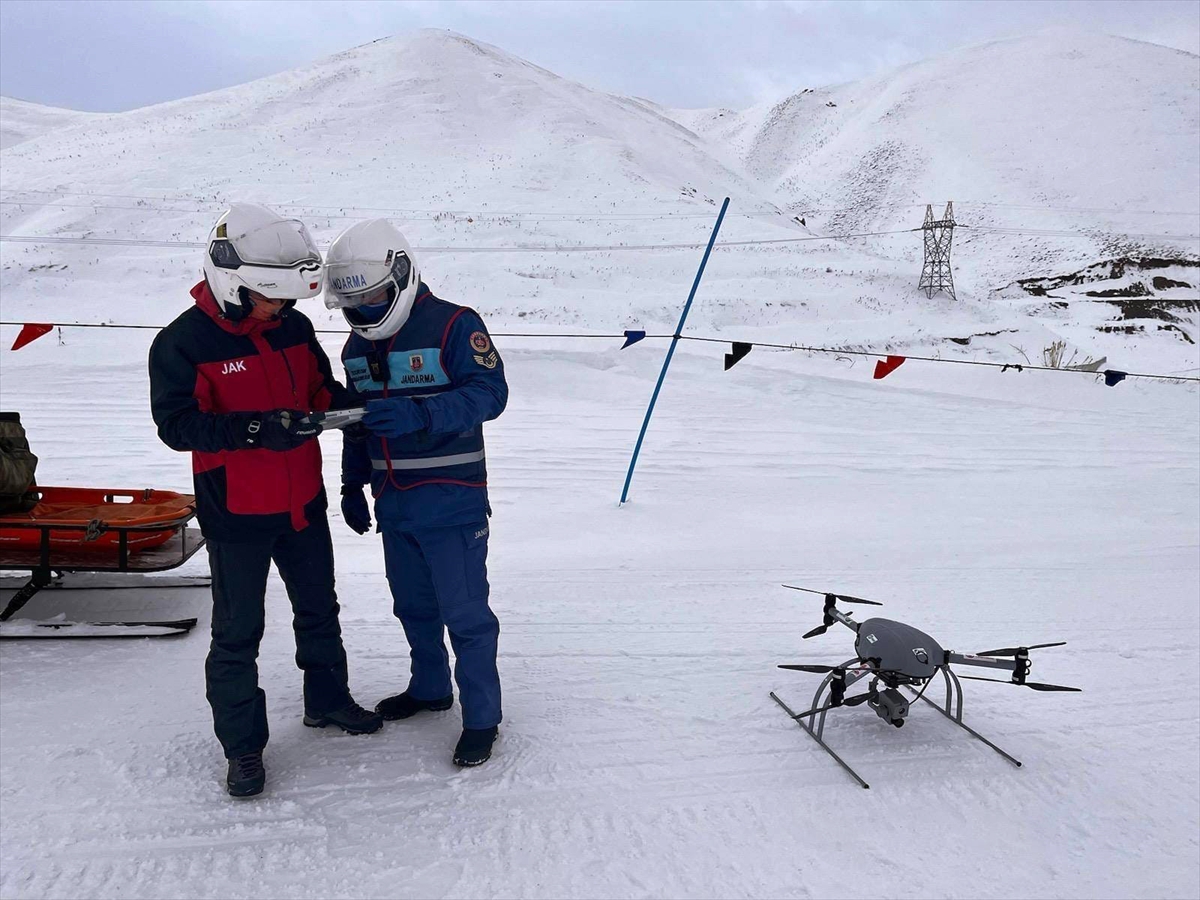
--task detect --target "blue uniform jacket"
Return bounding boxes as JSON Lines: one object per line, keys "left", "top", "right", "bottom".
{"left": 341, "top": 284, "right": 508, "bottom": 531}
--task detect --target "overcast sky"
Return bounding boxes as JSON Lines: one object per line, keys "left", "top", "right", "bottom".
{"left": 1, "top": 0, "right": 1197, "bottom": 112}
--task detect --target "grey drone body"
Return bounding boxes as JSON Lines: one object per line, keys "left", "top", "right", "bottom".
{"left": 770, "top": 586, "right": 1078, "bottom": 789}
{"left": 855, "top": 617, "right": 944, "bottom": 679}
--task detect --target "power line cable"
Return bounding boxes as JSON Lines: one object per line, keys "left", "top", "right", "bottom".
{"left": 957, "top": 200, "right": 1200, "bottom": 218}
{"left": 7, "top": 223, "right": 1197, "bottom": 252}
{"left": 962, "top": 224, "right": 1200, "bottom": 242}
{"left": 0, "top": 229, "right": 917, "bottom": 253}
{"left": 0, "top": 189, "right": 787, "bottom": 221}
{"left": 8, "top": 187, "right": 1195, "bottom": 220}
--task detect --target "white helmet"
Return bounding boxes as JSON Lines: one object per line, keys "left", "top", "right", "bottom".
{"left": 324, "top": 219, "right": 421, "bottom": 341}
{"left": 202, "top": 202, "right": 324, "bottom": 319}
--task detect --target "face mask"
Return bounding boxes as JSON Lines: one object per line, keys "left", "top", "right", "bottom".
{"left": 354, "top": 301, "right": 391, "bottom": 323}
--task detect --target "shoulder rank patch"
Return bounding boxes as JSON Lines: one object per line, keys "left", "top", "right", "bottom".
{"left": 474, "top": 350, "right": 499, "bottom": 370}
{"left": 469, "top": 331, "right": 492, "bottom": 354}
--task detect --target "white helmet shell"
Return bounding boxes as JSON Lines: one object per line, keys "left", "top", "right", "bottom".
{"left": 324, "top": 219, "right": 421, "bottom": 341}
{"left": 202, "top": 202, "right": 324, "bottom": 318}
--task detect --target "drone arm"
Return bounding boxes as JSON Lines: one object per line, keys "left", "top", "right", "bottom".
{"left": 831, "top": 607, "right": 859, "bottom": 632}
{"left": 946, "top": 652, "right": 1018, "bottom": 674}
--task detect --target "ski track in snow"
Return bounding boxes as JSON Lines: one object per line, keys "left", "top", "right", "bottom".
{"left": 1, "top": 332, "right": 1197, "bottom": 899}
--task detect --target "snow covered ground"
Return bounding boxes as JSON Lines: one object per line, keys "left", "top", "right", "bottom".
{"left": 1, "top": 328, "right": 1198, "bottom": 899}
{"left": 0, "top": 96, "right": 98, "bottom": 151}
{"left": 1, "top": 25, "right": 1199, "bottom": 900}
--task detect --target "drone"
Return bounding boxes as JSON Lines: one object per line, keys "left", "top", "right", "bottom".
{"left": 770, "top": 586, "right": 1080, "bottom": 789}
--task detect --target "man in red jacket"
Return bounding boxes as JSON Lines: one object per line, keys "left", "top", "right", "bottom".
{"left": 149, "top": 203, "right": 382, "bottom": 798}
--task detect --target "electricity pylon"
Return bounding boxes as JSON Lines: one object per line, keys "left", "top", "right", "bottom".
{"left": 918, "top": 201, "right": 956, "bottom": 300}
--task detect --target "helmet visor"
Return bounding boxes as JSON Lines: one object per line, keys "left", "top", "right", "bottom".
{"left": 325, "top": 252, "right": 412, "bottom": 309}
{"left": 225, "top": 218, "right": 321, "bottom": 267}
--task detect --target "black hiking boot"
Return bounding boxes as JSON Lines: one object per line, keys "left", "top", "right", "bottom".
{"left": 453, "top": 726, "right": 498, "bottom": 767}
{"left": 303, "top": 701, "right": 384, "bottom": 735}
{"left": 226, "top": 751, "right": 265, "bottom": 798}
{"left": 375, "top": 691, "right": 454, "bottom": 721}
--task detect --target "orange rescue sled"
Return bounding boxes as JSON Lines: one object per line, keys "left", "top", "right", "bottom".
{"left": 0, "top": 487, "right": 205, "bottom": 634}
{"left": 0, "top": 487, "right": 195, "bottom": 553}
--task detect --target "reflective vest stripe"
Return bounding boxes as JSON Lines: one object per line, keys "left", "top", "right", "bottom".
{"left": 372, "top": 450, "right": 486, "bottom": 471}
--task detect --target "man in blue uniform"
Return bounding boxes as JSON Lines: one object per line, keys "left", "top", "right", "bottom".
{"left": 325, "top": 219, "right": 507, "bottom": 767}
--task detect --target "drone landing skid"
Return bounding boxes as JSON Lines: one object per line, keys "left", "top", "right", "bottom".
{"left": 906, "top": 666, "right": 1022, "bottom": 769}
{"left": 771, "top": 663, "right": 1021, "bottom": 788}
{"left": 770, "top": 690, "right": 870, "bottom": 789}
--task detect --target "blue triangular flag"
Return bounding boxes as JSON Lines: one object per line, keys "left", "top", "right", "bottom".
{"left": 621, "top": 330, "right": 646, "bottom": 349}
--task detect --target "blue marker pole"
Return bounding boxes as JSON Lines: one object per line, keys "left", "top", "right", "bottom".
{"left": 619, "top": 196, "right": 730, "bottom": 505}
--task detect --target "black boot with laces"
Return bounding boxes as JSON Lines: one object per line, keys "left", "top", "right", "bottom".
{"left": 375, "top": 691, "right": 454, "bottom": 720}
{"left": 303, "top": 701, "right": 384, "bottom": 735}
{"left": 226, "top": 751, "right": 265, "bottom": 798}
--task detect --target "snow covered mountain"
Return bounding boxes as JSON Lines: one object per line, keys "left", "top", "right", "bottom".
{"left": 1, "top": 28, "right": 1196, "bottom": 368}
{"left": 0, "top": 30, "right": 779, "bottom": 220}
{"left": 0, "top": 96, "right": 98, "bottom": 150}
{"left": 0, "top": 29, "right": 808, "bottom": 340}
{"left": 673, "top": 31, "right": 1200, "bottom": 285}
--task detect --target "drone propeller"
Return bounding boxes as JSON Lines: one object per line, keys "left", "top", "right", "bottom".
{"left": 779, "top": 663, "right": 880, "bottom": 675}
{"left": 1025, "top": 682, "right": 1082, "bottom": 692}
{"left": 975, "top": 641, "right": 1067, "bottom": 657}
{"left": 789, "top": 586, "right": 881, "bottom": 639}
{"left": 832, "top": 593, "right": 884, "bottom": 607}
{"left": 959, "top": 674, "right": 1081, "bottom": 692}
{"left": 781, "top": 585, "right": 884, "bottom": 606}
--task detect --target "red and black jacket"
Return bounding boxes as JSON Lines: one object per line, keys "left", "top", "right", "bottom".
{"left": 148, "top": 281, "right": 348, "bottom": 542}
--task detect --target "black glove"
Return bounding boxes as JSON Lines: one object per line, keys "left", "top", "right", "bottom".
{"left": 235, "top": 409, "right": 322, "bottom": 451}
{"left": 340, "top": 484, "right": 372, "bottom": 534}
{"left": 343, "top": 421, "right": 370, "bottom": 443}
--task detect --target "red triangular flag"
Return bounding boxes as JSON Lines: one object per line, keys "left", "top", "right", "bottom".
{"left": 11, "top": 323, "right": 54, "bottom": 351}
{"left": 873, "top": 355, "right": 906, "bottom": 380}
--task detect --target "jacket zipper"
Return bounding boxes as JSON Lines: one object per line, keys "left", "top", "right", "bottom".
{"left": 280, "top": 349, "right": 300, "bottom": 406}
{"left": 252, "top": 331, "right": 297, "bottom": 527}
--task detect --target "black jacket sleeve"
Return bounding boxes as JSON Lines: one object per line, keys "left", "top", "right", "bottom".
{"left": 148, "top": 326, "right": 247, "bottom": 453}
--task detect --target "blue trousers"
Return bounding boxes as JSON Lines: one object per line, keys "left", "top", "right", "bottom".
{"left": 382, "top": 522, "right": 502, "bottom": 730}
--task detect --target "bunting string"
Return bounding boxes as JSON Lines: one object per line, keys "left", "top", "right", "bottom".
{"left": 3, "top": 320, "right": 1196, "bottom": 384}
